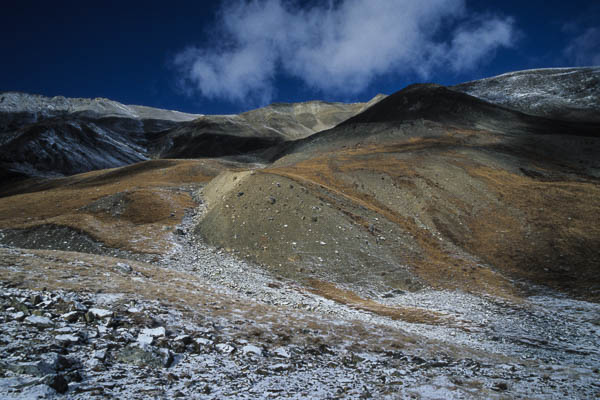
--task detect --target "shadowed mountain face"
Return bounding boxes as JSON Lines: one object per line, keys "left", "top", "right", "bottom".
{"left": 0, "top": 93, "right": 383, "bottom": 178}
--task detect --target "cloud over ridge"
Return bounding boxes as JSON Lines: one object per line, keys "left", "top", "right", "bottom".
{"left": 175, "top": 0, "right": 516, "bottom": 104}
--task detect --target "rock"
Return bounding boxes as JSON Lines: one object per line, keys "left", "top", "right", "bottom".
{"left": 137, "top": 334, "right": 154, "bottom": 346}
{"left": 272, "top": 347, "right": 291, "bottom": 359}
{"left": 241, "top": 345, "right": 263, "bottom": 356}
{"left": 174, "top": 335, "right": 192, "bottom": 345}
{"left": 269, "top": 363, "right": 291, "bottom": 372}
{"left": 493, "top": 381, "right": 508, "bottom": 391}
{"left": 115, "top": 262, "right": 132, "bottom": 274}
{"left": 62, "top": 311, "right": 80, "bottom": 322}
{"left": 93, "top": 349, "right": 107, "bottom": 361}
{"left": 8, "top": 353, "right": 71, "bottom": 377}
{"left": 25, "top": 315, "right": 53, "bottom": 328}
{"left": 11, "top": 311, "right": 26, "bottom": 321}
{"left": 30, "top": 294, "right": 42, "bottom": 305}
{"left": 141, "top": 327, "right": 166, "bottom": 337}
{"left": 55, "top": 334, "right": 80, "bottom": 345}
{"left": 268, "top": 196, "right": 276, "bottom": 204}
{"left": 88, "top": 308, "right": 112, "bottom": 319}
{"left": 117, "top": 346, "right": 173, "bottom": 368}
{"left": 195, "top": 337, "right": 214, "bottom": 349}
{"left": 216, "top": 343, "right": 235, "bottom": 354}
{"left": 43, "top": 374, "right": 68, "bottom": 394}
{"left": 85, "top": 358, "right": 106, "bottom": 372}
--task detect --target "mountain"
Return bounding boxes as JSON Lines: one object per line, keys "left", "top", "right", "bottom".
{"left": 0, "top": 68, "right": 599, "bottom": 398}
{"left": 196, "top": 78, "right": 600, "bottom": 301}
{"left": 452, "top": 67, "right": 600, "bottom": 122}
{"left": 0, "top": 92, "right": 384, "bottom": 178}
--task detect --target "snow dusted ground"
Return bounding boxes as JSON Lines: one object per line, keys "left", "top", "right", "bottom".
{"left": 452, "top": 67, "right": 600, "bottom": 121}
{"left": 0, "top": 92, "right": 202, "bottom": 122}
{"left": 0, "top": 187, "right": 599, "bottom": 399}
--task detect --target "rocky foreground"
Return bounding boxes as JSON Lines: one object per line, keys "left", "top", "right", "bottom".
{"left": 0, "top": 203, "right": 599, "bottom": 399}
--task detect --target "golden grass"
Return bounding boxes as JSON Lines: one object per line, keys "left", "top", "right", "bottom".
{"left": 308, "top": 279, "right": 447, "bottom": 325}
{"left": 0, "top": 159, "right": 228, "bottom": 254}
{"left": 264, "top": 132, "right": 600, "bottom": 301}
{"left": 265, "top": 142, "right": 518, "bottom": 300}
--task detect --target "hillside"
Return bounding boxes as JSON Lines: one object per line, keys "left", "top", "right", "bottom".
{"left": 0, "top": 92, "right": 383, "bottom": 178}
{"left": 452, "top": 67, "right": 600, "bottom": 122}
{"left": 0, "top": 68, "right": 599, "bottom": 398}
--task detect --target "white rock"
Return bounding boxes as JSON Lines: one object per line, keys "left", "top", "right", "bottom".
{"left": 195, "top": 338, "right": 214, "bottom": 346}
{"left": 11, "top": 311, "right": 25, "bottom": 321}
{"left": 116, "top": 262, "right": 132, "bottom": 273}
{"left": 141, "top": 327, "right": 166, "bottom": 337}
{"left": 242, "top": 345, "right": 262, "bottom": 356}
{"left": 216, "top": 343, "right": 235, "bottom": 354}
{"left": 55, "top": 334, "right": 79, "bottom": 344}
{"left": 62, "top": 311, "right": 79, "bottom": 322}
{"left": 25, "top": 315, "right": 53, "bottom": 327}
{"left": 88, "top": 308, "right": 112, "bottom": 318}
{"left": 93, "top": 349, "right": 107, "bottom": 360}
{"left": 269, "top": 363, "right": 291, "bottom": 372}
{"left": 137, "top": 334, "right": 153, "bottom": 346}
{"left": 273, "top": 347, "right": 291, "bottom": 359}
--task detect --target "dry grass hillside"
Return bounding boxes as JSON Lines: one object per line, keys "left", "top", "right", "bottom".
{"left": 197, "top": 123, "right": 600, "bottom": 302}
{"left": 0, "top": 159, "right": 236, "bottom": 256}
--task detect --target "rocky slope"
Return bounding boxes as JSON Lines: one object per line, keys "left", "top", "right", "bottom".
{"left": 0, "top": 92, "right": 384, "bottom": 178}
{"left": 198, "top": 83, "right": 600, "bottom": 301}
{"left": 0, "top": 67, "right": 599, "bottom": 398}
{"left": 452, "top": 67, "right": 600, "bottom": 122}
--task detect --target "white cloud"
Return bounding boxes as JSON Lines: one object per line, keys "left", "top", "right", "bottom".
{"left": 564, "top": 27, "right": 600, "bottom": 67}
{"left": 175, "top": 0, "right": 517, "bottom": 104}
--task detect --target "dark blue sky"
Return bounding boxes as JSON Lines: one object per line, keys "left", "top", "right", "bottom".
{"left": 1, "top": 0, "right": 598, "bottom": 114}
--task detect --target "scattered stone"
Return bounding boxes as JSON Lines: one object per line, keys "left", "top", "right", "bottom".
{"left": 269, "top": 363, "right": 291, "bottom": 372}
{"left": 216, "top": 343, "right": 235, "bottom": 354}
{"left": 93, "top": 349, "right": 107, "bottom": 361}
{"left": 44, "top": 374, "right": 69, "bottom": 394}
{"left": 117, "top": 346, "right": 173, "bottom": 368}
{"left": 195, "top": 337, "right": 214, "bottom": 347}
{"left": 62, "top": 311, "right": 80, "bottom": 322}
{"left": 56, "top": 334, "right": 80, "bottom": 345}
{"left": 242, "top": 344, "right": 263, "bottom": 356}
{"left": 174, "top": 335, "right": 192, "bottom": 344}
{"left": 11, "top": 311, "right": 26, "bottom": 321}
{"left": 25, "top": 315, "right": 53, "bottom": 328}
{"left": 115, "top": 262, "right": 132, "bottom": 274}
{"left": 137, "top": 333, "right": 154, "bottom": 346}
{"left": 88, "top": 308, "right": 112, "bottom": 319}
{"left": 30, "top": 294, "right": 42, "bottom": 306}
{"left": 273, "top": 347, "right": 291, "bottom": 359}
{"left": 141, "top": 326, "right": 166, "bottom": 337}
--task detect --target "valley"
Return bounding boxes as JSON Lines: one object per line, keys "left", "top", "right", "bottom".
{"left": 0, "top": 67, "right": 599, "bottom": 399}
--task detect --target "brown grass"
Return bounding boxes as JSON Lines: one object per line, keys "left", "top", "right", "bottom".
{"left": 308, "top": 279, "right": 448, "bottom": 326}
{"left": 264, "top": 132, "right": 600, "bottom": 301}
{"left": 0, "top": 247, "right": 429, "bottom": 353}
{"left": 265, "top": 141, "right": 518, "bottom": 300}
{"left": 0, "top": 159, "right": 229, "bottom": 254}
